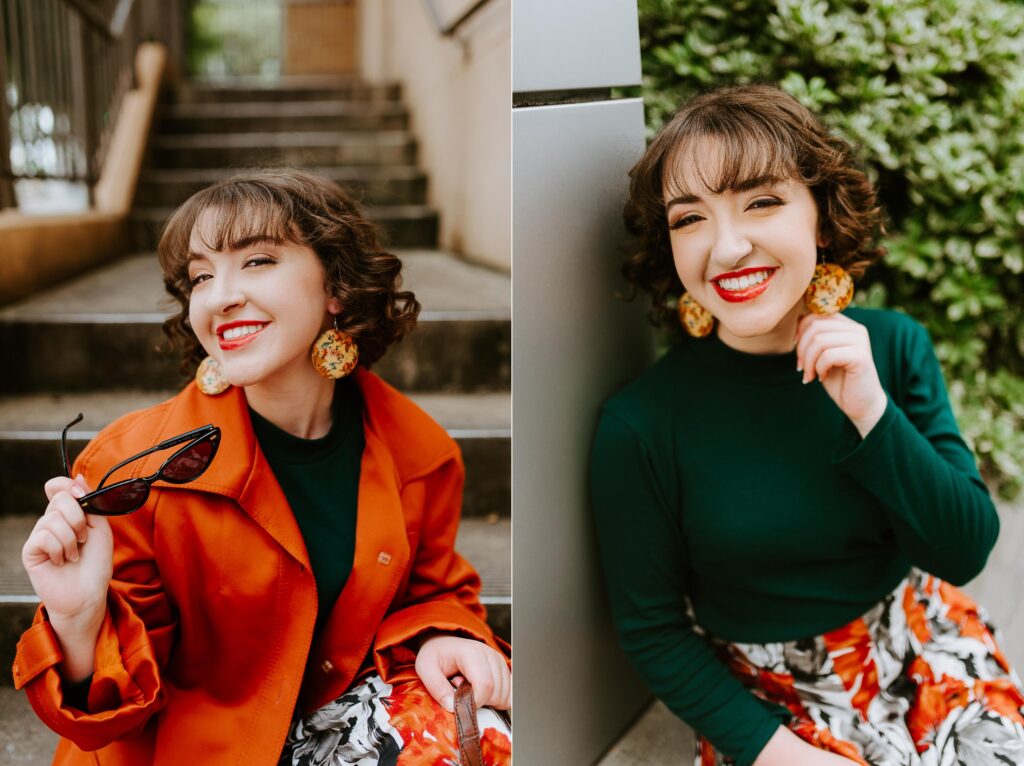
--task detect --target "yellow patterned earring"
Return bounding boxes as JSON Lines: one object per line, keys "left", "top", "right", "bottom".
{"left": 311, "top": 316, "right": 360, "bottom": 378}
{"left": 195, "top": 356, "right": 230, "bottom": 395}
{"left": 677, "top": 291, "right": 715, "bottom": 338}
{"left": 804, "top": 254, "right": 854, "bottom": 315}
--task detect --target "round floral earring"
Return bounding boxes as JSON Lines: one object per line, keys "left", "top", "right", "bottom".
{"left": 195, "top": 356, "right": 230, "bottom": 396}
{"left": 311, "top": 317, "right": 360, "bottom": 378}
{"left": 677, "top": 291, "right": 715, "bottom": 338}
{"left": 804, "top": 255, "right": 854, "bottom": 315}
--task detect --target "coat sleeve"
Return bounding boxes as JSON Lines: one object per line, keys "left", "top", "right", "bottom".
{"left": 372, "top": 447, "right": 509, "bottom": 683}
{"left": 11, "top": 450, "right": 176, "bottom": 751}
{"left": 591, "top": 409, "right": 792, "bottom": 766}
{"left": 831, "top": 319, "right": 1000, "bottom": 585}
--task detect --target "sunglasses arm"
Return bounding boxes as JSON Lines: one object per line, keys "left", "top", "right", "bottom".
{"left": 95, "top": 424, "right": 217, "bottom": 490}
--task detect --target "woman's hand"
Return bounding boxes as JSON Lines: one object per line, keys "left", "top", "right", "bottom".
{"left": 415, "top": 635, "right": 511, "bottom": 712}
{"left": 795, "top": 312, "right": 888, "bottom": 437}
{"left": 23, "top": 474, "right": 112, "bottom": 632}
{"left": 754, "top": 725, "right": 864, "bottom": 765}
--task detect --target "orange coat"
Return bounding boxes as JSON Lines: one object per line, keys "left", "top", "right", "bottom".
{"left": 12, "top": 368, "right": 507, "bottom": 764}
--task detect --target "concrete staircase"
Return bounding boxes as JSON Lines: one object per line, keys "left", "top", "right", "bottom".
{"left": 0, "top": 77, "right": 509, "bottom": 763}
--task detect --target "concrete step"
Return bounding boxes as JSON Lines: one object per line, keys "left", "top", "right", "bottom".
{"left": 173, "top": 78, "right": 401, "bottom": 104}
{"left": 148, "top": 131, "right": 417, "bottom": 169}
{"left": 130, "top": 203, "right": 438, "bottom": 250}
{"left": 157, "top": 101, "right": 409, "bottom": 134}
{"left": 0, "top": 251, "right": 509, "bottom": 394}
{"left": 0, "top": 390, "right": 509, "bottom": 519}
{"left": 136, "top": 166, "right": 428, "bottom": 208}
{"left": 596, "top": 700, "right": 693, "bottom": 766}
{"left": 1, "top": 516, "right": 510, "bottom": 688}
{"left": 0, "top": 685, "right": 56, "bottom": 764}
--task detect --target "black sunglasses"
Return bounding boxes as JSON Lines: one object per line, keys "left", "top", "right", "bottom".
{"left": 61, "top": 414, "right": 221, "bottom": 516}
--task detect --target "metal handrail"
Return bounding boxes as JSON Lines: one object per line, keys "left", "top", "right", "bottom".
{"left": 423, "top": 0, "right": 493, "bottom": 37}
{"left": 0, "top": 0, "right": 180, "bottom": 208}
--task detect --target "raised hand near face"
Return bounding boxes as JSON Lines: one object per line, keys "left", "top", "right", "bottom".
{"left": 794, "top": 312, "right": 889, "bottom": 438}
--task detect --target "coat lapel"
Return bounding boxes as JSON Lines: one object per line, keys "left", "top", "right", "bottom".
{"left": 128, "top": 383, "right": 311, "bottom": 569}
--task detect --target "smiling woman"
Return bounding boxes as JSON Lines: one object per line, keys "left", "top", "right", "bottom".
{"left": 590, "top": 85, "right": 1024, "bottom": 766}
{"left": 15, "top": 170, "right": 512, "bottom": 766}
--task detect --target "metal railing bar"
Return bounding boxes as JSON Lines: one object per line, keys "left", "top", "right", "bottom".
{"left": 60, "top": 0, "right": 115, "bottom": 40}
{"left": 423, "top": 0, "right": 493, "bottom": 37}
{"left": 0, "top": 3, "right": 14, "bottom": 206}
{"left": 109, "top": 0, "right": 133, "bottom": 38}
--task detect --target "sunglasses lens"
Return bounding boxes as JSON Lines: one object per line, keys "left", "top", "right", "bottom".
{"left": 88, "top": 479, "right": 149, "bottom": 515}
{"left": 161, "top": 439, "right": 214, "bottom": 482}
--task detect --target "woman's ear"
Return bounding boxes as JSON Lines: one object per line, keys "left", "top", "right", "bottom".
{"left": 327, "top": 296, "right": 343, "bottom": 315}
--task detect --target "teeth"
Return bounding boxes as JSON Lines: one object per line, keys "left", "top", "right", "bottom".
{"left": 222, "top": 324, "right": 265, "bottom": 341}
{"left": 718, "top": 270, "right": 771, "bottom": 291}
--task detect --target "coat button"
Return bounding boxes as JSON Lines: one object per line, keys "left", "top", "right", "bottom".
{"left": 377, "top": 551, "right": 392, "bottom": 565}
{"left": 321, "top": 659, "right": 334, "bottom": 674}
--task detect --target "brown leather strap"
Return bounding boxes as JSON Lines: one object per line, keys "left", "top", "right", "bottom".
{"left": 454, "top": 680, "right": 484, "bottom": 766}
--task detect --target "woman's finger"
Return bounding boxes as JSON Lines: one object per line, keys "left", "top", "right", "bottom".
{"left": 416, "top": 653, "right": 457, "bottom": 712}
{"left": 801, "top": 333, "right": 861, "bottom": 383}
{"left": 814, "top": 346, "right": 859, "bottom": 382}
{"left": 39, "top": 511, "right": 80, "bottom": 563}
{"left": 27, "top": 528, "right": 66, "bottom": 567}
{"left": 460, "top": 655, "right": 496, "bottom": 708}
{"left": 490, "top": 652, "right": 511, "bottom": 709}
{"left": 49, "top": 490, "right": 89, "bottom": 544}
{"left": 44, "top": 476, "right": 79, "bottom": 503}
{"left": 797, "top": 330, "right": 860, "bottom": 375}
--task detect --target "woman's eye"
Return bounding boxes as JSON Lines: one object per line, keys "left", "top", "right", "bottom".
{"left": 669, "top": 214, "right": 702, "bottom": 230}
{"left": 244, "top": 256, "right": 276, "bottom": 268}
{"left": 748, "top": 198, "right": 785, "bottom": 211}
{"left": 189, "top": 273, "right": 211, "bottom": 287}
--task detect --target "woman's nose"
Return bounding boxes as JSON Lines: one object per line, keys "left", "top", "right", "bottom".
{"left": 206, "top": 274, "right": 247, "bottom": 315}
{"left": 710, "top": 219, "right": 753, "bottom": 266}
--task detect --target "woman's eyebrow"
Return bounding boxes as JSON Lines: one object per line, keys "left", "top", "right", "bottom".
{"left": 664, "top": 175, "right": 785, "bottom": 211}
{"left": 186, "top": 236, "right": 282, "bottom": 262}
{"left": 228, "top": 235, "right": 284, "bottom": 251}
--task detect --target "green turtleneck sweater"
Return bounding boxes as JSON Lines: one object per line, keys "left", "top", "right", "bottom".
{"left": 589, "top": 306, "right": 999, "bottom": 766}
{"left": 249, "top": 378, "right": 364, "bottom": 636}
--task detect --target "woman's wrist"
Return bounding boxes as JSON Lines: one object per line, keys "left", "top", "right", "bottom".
{"left": 49, "top": 605, "right": 106, "bottom": 684}
{"left": 851, "top": 392, "right": 888, "bottom": 439}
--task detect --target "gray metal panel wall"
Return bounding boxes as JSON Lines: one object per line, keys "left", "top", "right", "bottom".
{"left": 512, "top": 0, "right": 641, "bottom": 92}
{"left": 513, "top": 98, "right": 654, "bottom": 764}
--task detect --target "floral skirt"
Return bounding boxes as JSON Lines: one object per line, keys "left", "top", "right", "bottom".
{"left": 693, "top": 568, "right": 1024, "bottom": 765}
{"left": 279, "top": 673, "right": 512, "bottom": 766}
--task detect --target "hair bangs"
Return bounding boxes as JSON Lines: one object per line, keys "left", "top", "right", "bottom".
{"left": 661, "top": 117, "right": 800, "bottom": 201}
{"left": 189, "top": 183, "right": 300, "bottom": 254}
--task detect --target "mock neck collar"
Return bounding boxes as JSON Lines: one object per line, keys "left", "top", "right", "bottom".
{"left": 685, "top": 328, "right": 804, "bottom": 386}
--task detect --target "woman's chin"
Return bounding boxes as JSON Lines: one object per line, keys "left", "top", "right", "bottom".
{"left": 716, "top": 315, "right": 782, "bottom": 340}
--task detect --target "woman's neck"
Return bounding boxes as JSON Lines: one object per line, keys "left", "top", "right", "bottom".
{"left": 716, "top": 302, "right": 805, "bottom": 355}
{"left": 244, "top": 367, "right": 336, "bottom": 439}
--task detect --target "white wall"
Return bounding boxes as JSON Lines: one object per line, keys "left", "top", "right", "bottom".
{"left": 360, "top": 0, "right": 510, "bottom": 272}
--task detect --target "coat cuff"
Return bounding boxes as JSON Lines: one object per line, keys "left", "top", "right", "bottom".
{"left": 12, "top": 593, "right": 164, "bottom": 751}
{"left": 373, "top": 601, "right": 510, "bottom": 684}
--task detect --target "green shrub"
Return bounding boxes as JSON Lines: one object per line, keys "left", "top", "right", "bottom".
{"left": 639, "top": 0, "right": 1024, "bottom": 500}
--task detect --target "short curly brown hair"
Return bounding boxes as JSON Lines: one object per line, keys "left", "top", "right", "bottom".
{"left": 623, "top": 84, "right": 886, "bottom": 328}
{"left": 158, "top": 169, "right": 420, "bottom": 377}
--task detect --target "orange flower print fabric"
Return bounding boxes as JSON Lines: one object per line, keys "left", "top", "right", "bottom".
{"left": 694, "top": 568, "right": 1024, "bottom": 765}
{"left": 280, "top": 673, "right": 512, "bottom": 765}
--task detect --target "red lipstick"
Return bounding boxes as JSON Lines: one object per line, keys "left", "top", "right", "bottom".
{"left": 216, "top": 321, "right": 269, "bottom": 351}
{"left": 711, "top": 268, "right": 778, "bottom": 303}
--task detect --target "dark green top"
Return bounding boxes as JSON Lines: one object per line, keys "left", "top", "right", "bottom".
{"left": 589, "top": 306, "right": 999, "bottom": 766}
{"left": 250, "top": 378, "right": 365, "bottom": 637}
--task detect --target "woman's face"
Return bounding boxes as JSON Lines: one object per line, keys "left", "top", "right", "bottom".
{"left": 664, "top": 149, "right": 824, "bottom": 351}
{"left": 186, "top": 208, "right": 340, "bottom": 389}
